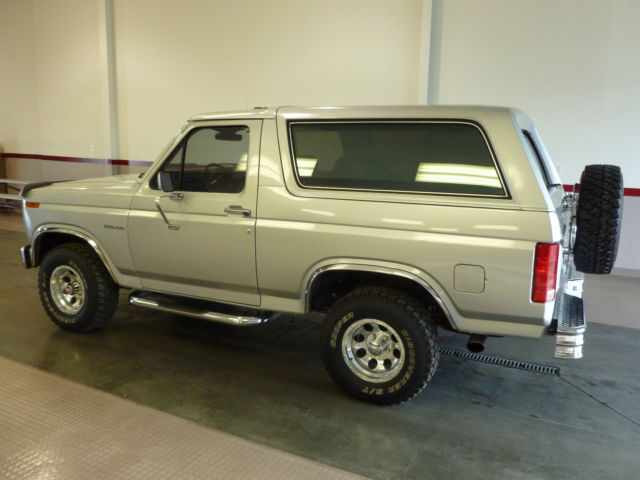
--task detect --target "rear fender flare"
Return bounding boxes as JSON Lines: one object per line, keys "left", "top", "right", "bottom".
{"left": 303, "top": 260, "right": 459, "bottom": 330}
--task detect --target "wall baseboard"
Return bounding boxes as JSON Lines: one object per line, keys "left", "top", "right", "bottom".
{"left": 612, "top": 267, "right": 640, "bottom": 279}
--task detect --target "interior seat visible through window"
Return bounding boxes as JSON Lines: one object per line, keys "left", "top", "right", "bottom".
{"left": 152, "top": 125, "right": 250, "bottom": 194}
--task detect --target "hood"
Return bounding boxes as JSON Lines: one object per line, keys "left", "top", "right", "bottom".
{"left": 22, "top": 174, "right": 141, "bottom": 209}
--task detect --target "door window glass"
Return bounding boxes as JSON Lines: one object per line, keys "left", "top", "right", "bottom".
{"left": 155, "top": 145, "right": 183, "bottom": 191}
{"left": 154, "top": 126, "right": 250, "bottom": 193}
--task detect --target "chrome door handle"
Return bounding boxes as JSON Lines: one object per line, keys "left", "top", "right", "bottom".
{"left": 155, "top": 196, "right": 180, "bottom": 230}
{"left": 224, "top": 205, "right": 251, "bottom": 217}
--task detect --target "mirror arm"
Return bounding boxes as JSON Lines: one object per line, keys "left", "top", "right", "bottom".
{"left": 154, "top": 194, "right": 183, "bottom": 230}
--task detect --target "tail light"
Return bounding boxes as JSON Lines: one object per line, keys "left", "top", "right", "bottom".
{"left": 532, "top": 243, "right": 560, "bottom": 303}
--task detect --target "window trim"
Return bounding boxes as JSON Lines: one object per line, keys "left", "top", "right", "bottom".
{"left": 150, "top": 124, "right": 250, "bottom": 194}
{"left": 522, "top": 130, "right": 557, "bottom": 189}
{"left": 287, "top": 119, "right": 510, "bottom": 199}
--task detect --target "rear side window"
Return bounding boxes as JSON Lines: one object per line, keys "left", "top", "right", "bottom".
{"left": 289, "top": 122, "right": 507, "bottom": 197}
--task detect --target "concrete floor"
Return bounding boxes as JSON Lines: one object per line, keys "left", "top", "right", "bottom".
{"left": 1, "top": 228, "right": 639, "bottom": 479}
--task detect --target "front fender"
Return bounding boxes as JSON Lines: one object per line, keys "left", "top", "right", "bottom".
{"left": 29, "top": 224, "right": 141, "bottom": 289}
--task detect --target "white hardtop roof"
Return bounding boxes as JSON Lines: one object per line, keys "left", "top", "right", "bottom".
{"left": 189, "top": 105, "right": 519, "bottom": 122}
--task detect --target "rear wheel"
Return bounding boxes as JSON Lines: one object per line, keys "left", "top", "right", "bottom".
{"left": 321, "top": 287, "right": 439, "bottom": 405}
{"left": 39, "top": 243, "right": 119, "bottom": 332}
{"left": 573, "top": 164, "right": 623, "bottom": 274}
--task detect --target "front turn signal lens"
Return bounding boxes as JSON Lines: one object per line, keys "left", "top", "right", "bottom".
{"left": 25, "top": 202, "right": 40, "bottom": 208}
{"left": 532, "top": 243, "right": 560, "bottom": 303}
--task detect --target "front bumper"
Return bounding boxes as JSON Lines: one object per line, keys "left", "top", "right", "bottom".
{"left": 20, "top": 245, "right": 32, "bottom": 269}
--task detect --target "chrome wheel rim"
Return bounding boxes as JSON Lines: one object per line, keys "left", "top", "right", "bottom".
{"left": 50, "top": 265, "right": 86, "bottom": 315}
{"left": 342, "top": 319, "right": 405, "bottom": 383}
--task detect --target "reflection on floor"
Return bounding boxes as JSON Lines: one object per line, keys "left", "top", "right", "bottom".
{"left": 1, "top": 227, "right": 639, "bottom": 480}
{"left": 0, "top": 207, "right": 24, "bottom": 233}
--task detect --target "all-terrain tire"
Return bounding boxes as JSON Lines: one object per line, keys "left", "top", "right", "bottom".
{"left": 38, "top": 242, "right": 119, "bottom": 332}
{"left": 321, "top": 287, "right": 439, "bottom": 405}
{"left": 573, "top": 164, "right": 623, "bottom": 274}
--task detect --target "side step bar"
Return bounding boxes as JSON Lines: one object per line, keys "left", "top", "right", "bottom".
{"left": 129, "top": 291, "right": 274, "bottom": 326}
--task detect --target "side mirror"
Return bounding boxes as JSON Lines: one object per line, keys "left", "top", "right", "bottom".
{"left": 157, "top": 172, "right": 174, "bottom": 193}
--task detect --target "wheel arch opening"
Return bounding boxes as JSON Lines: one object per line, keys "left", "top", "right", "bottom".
{"left": 33, "top": 231, "right": 117, "bottom": 284}
{"left": 34, "top": 232, "right": 87, "bottom": 265}
{"left": 307, "top": 269, "right": 455, "bottom": 331}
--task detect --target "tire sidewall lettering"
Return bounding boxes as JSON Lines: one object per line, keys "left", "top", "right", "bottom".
{"left": 41, "top": 253, "right": 91, "bottom": 325}
{"left": 333, "top": 312, "right": 419, "bottom": 396}
{"left": 329, "top": 311, "right": 354, "bottom": 349}
{"left": 387, "top": 333, "right": 416, "bottom": 395}
{"left": 321, "top": 289, "right": 439, "bottom": 404}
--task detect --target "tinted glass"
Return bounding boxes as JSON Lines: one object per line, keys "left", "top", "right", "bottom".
{"left": 155, "top": 144, "right": 183, "bottom": 190}
{"left": 155, "top": 126, "right": 249, "bottom": 193}
{"left": 290, "top": 122, "right": 506, "bottom": 196}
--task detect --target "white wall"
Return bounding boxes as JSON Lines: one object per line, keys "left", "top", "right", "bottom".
{"left": 432, "top": 0, "right": 640, "bottom": 271}
{"left": 0, "top": 1, "right": 39, "bottom": 154}
{"left": 615, "top": 197, "right": 639, "bottom": 274}
{"left": 1, "top": 0, "right": 638, "bottom": 270}
{"left": 1, "top": 0, "right": 112, "bottom": 181}
{"left": 3, "top": 0, "right": 424, "bottom": 168}
{"left": 114, "top": 0, "right": 424, "bottom": 162}
{"left": 434, "top": 0, "right": 640, "bottom": 186}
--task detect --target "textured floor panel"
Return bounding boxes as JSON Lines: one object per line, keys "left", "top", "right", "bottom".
{"left": 584, "top": 274, "right": 640, "bottom": 329}
{"left": 0, "top": 356, "right": 367, "bottom": 480}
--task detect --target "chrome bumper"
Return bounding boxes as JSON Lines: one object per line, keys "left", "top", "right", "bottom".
{"left": 553, "top": 292, "right": 585, "bottom": 359}
{"left": 20, "top": 245, "right": 32, "bottom": 269}
{"left": 553, "top": 192, "right": 585, "bottom": 359}
{"left": 552, "top": 262, "right": 585, "bottom": 359}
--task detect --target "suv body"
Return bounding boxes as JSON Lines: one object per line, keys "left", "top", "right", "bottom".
{"left": 20, "top": 106, "right": 621, "bottom": 404}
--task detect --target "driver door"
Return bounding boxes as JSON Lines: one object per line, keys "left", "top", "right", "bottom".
{"left": 127, "top": 120, "right": 261, "bottom": 306}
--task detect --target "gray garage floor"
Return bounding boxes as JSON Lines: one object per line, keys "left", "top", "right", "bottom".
{"left": 1, "top": 228, "right": 639, "bottom": 479}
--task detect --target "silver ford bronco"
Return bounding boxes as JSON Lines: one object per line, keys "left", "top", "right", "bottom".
{"left": 19, "top": 106, "right": 623, "bottom": 404}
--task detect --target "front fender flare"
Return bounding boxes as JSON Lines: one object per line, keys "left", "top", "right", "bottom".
{"left": 30, "top": 225, "right": 120, "bottom": 284}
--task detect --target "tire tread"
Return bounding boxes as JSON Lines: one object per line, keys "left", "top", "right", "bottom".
{"left": 323, "top": 287, "right": 439, "bottom": 405}
{"left": 39, "top": 242, "right": 119, "bottom": 332}
{"left": 574, "top": 164, "right": 623, "bottom": 274}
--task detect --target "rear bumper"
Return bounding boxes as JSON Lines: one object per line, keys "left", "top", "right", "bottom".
{"left": 20, "top": 245, "right": 32, "bottom": 269}
{"left": 553, "top": 293, "right": 585, "bottom": 358}
{"left": 551, "top": 258, "right": 585, "bottom": 359}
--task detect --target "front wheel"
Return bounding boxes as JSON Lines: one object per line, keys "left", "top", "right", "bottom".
{"left": 38, "top": 243, "right": 119, "bottom": 332}
{"left": 321, "top": 287, "right": 439, "bottom": 405}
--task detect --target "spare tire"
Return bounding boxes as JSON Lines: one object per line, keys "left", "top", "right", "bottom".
{"left": 573, "top": 164, "right": 623, "bottom": 274}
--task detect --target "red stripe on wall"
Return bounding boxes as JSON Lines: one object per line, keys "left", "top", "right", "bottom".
{"left": 1, "top": 152, "right": 152, "bottom": 167}
{"left": 2, "top": 152, "right": 640, "bottom": 196}
{"left": 563, "top": 184, "right": 640, "bottom": 197}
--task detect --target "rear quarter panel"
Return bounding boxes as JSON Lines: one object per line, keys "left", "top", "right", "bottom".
{"left": 256, "top": 110, "right": 561, "bottom": 338}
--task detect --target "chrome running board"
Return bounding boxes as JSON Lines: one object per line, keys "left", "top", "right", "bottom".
{"left": 129, "top": 291, "right": 273, "bottom": 326}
